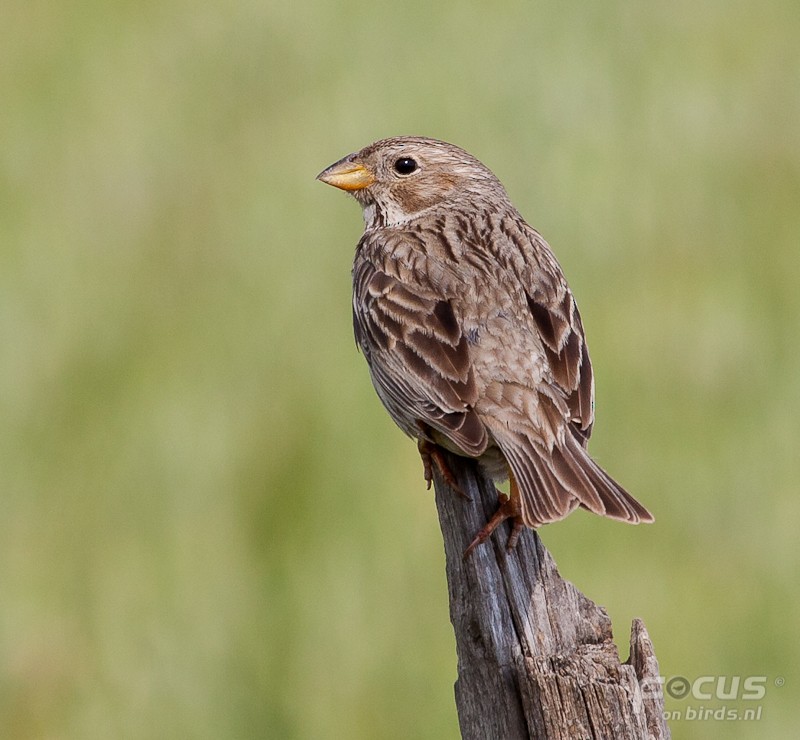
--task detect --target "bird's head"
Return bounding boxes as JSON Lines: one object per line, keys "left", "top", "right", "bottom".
{"left": 317, "top": 136, "right": 510, "bottom": 228}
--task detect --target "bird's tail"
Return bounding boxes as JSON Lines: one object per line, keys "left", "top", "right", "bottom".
{"left": 496, "top": 429, "right": 654, "bottom": 528}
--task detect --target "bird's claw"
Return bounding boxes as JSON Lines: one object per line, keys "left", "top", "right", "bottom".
{"left": 463, "top": 492, "right": 524, "bottom": 559}
{"left": 417, "top": 440, "right": 470, "bottom": 500}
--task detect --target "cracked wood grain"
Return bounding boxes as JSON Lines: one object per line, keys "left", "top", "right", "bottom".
{"left": 432, "top": 454, "right": 669, "bottom": 740}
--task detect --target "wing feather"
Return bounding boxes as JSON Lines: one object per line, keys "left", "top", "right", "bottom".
{"left": 353, "top": 259, "right": 487, "bottom": 456}
{"left": 519, "top": 228, "right": 595, "bottom": 446}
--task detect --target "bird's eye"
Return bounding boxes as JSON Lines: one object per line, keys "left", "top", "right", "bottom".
{"left": 393, "top": 157, "right": 418, "bottom": 175}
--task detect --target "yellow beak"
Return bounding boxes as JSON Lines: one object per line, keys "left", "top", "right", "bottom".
{"left": 316, "top": 158, "right": 375, "bottom": 191}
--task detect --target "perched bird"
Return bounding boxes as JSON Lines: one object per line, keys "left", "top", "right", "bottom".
{"left": 317, "top": 137, "right": 653, "bottom": 555}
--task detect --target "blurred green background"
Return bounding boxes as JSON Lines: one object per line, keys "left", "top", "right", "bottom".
{"left": 1, "top": 1, "right": 797, "bottom": 738}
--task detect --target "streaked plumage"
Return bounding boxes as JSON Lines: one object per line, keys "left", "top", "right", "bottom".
{"left": 318, "top": 137, "right": 652, "bottom": 551}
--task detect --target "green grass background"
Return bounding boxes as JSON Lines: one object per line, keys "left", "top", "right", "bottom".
{"left": 1, "top": 1, "right": 797, "bottom": 738}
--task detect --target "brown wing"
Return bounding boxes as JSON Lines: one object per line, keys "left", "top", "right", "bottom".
{"left": 521, "top": 228, "right": 595, "bottom": 446}
{"left": 352, "top": 258, "right": 488, "bottom": 456}
{"left": 485, "top": 223, "right": 653, "bottom": 525}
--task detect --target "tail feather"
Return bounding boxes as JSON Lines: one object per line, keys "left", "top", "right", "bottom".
{"left": 549, "top": 442, "right": 604, "bottom": 513}
{"left": 493, "top": 429, "right": 653, "bottom": 528}
{"left": 576, "top": 443, "right": 654, "bottom": 523}
{"left": 501, "top": 443, "right": 575, "bottom": 525}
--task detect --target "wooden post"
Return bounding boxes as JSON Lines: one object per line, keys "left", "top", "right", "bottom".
{"left": 432, "top": 453, "right": 670, "bottom": 740}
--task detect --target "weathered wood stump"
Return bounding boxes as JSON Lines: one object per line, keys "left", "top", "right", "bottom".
{"left": 432, "top": 454, "right": 669, "bottom": 740}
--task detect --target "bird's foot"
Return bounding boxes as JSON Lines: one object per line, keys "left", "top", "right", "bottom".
{"left": 463, "top": 492, "right": 524, "bottom": 559}
{"left": 417, "top": 440, "right": 470, "bottom": 500}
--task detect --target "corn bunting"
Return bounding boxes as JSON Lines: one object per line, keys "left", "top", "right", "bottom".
{"left": 318, "top": 137, "right": 653, "bottom": 555}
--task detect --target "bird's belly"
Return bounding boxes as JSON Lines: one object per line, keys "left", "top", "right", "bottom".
{"left": 475, "top": 444, "right": 509, "bottom": 483}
